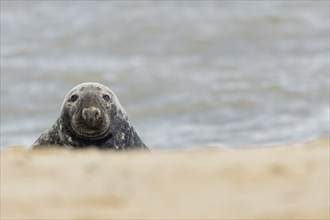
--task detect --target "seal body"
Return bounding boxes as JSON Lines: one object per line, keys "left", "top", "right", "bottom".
{"left": 32, "top": 82, "right": 149, "bottom": 151}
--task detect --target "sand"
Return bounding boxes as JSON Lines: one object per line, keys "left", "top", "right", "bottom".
{"left": 1, "top": 139, "right": 329, "bottom": 219}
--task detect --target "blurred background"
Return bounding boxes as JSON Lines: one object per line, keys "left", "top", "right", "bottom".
{"left": 1, "top": 1, "right": 329, "bottom": 149}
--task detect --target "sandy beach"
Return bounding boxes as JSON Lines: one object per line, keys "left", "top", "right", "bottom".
{"left": 1, "top": 139, "right": 329, "bottom": 219}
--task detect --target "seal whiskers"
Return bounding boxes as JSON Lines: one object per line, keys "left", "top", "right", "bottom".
{"left": 32, "top": 82, "right": 149, "bottom": 151}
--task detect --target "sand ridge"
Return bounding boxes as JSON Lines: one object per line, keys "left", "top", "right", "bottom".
{"left": 1, "top": 139, "right": 329, "bottom": 219}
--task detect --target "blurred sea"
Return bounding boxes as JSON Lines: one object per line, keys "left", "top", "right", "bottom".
{"left": 1, "top": 1, "right": 329, "bottom": 149}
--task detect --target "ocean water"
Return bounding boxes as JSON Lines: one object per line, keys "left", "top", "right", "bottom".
{"left": 1, "top": 1, "right": 329, "bottom": 149}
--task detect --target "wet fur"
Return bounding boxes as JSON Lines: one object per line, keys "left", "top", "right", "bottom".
{"left": 32, "top": 83, "right": 149, "bottom": 151}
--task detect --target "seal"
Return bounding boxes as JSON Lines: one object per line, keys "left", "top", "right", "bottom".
{"left": 32, "top": 82, "right": 149, "bottom": 151}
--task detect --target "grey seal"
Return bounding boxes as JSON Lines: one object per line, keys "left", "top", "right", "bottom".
{"left": 32, "top": 82, "right": 149, "bottom": 151}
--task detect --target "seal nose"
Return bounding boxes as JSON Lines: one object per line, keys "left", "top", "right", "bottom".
{"left": 82, "top": 107, "right": 101, "bottom": 123}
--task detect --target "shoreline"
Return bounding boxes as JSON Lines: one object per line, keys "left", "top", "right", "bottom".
{"left": 1, "top": 139, "right": 329, "bottom": 219}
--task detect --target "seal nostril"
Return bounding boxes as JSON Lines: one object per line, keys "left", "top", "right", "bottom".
{"left": 82, "top": 108, "right": 87, "bottom": 120}
{"left": 82, "top": 107, "right": 101, "bottom": 121}
{"left": 95, "top": 109, "right": 101, "bottom": 120}
{"left": 32, "top": 82, "right": 149, "bottom": 151}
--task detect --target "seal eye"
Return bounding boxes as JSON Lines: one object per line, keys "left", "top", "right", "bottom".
{"left": 103, "top": 94, "right": 111, "bottom": 102}
{"left": 69, "top": 94, "right": 79, "bottom": 102}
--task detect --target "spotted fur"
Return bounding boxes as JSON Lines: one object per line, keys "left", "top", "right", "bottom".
{"left": 32, "top": 82, "right": 149, "bottom": 151}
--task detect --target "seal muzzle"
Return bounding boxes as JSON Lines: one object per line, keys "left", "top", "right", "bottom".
{"left": 82, "top": 107, "right": 101, "bottom": 127}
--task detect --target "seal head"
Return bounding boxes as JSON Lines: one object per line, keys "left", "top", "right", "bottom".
{"left": 32, "top": 82, "right": 149, "bottom": 151}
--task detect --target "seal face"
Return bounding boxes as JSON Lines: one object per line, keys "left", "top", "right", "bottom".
{"left": 32, "top": 82, "right": 149, "bottom": 151}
